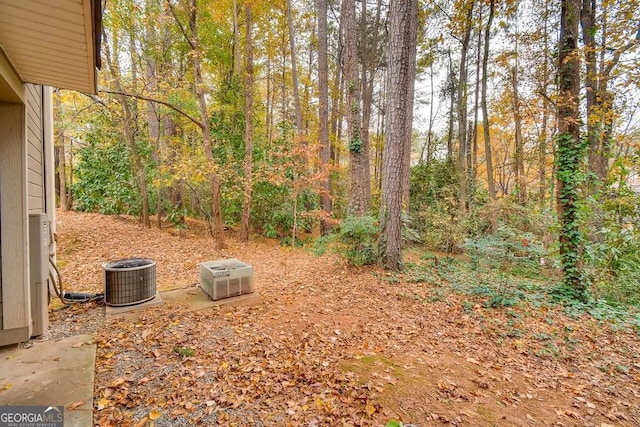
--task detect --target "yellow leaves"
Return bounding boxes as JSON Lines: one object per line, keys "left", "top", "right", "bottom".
{"left": 220, "top": 361, "right": 230, "bottom": 369}
{"left": 365, "top": 402, "right": 377, "bottom": 417}
{"left": 96, "top": 398, "right": 110, "bottom": 411}
{"left": 148, "top": 409, "right": 162, "bottom": 420}
{"left": 1, "top": 383, "right": 12, "bottom": 392}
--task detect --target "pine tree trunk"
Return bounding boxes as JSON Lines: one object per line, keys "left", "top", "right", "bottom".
{"left": 481, "top": 0, "right": 496, "bottom": 200}
{"left": 287, "top": 0, "right": 304, "bottom": 135}
{"left": 457, "top": 0, "right": 475, "bottom": 212}
{"left": 318, "top": 0, "right": 332, "bottom": 235}
{"left": 380, "top": 0, "right": 418, "bottom": 271}
{"left": 343, "top": 0, "right": 369, "bottom": 215}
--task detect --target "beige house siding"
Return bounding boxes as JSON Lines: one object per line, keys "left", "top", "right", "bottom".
{"left": 0, "top": 103, "right": 30, "bottom": 343}
{"left": 0, "top": 0, "right": 100, "bottom": 346}
{"left": 26, "top": 84, "right": 45, "bottom": 214}
{"left": 0, "top": 0, "right": 99, "bottom": 94}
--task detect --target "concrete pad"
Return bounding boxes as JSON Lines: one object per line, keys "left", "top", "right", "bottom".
{"left": 160, "top": 286, "right": 261, "bottom": 311}
{"left": 104, "top": 292, "right": 163, "bottom": 316}
{"left": 0, "top": 334, "right": 96, "bottom": 427}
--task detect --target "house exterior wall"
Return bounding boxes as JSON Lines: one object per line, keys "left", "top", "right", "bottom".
{"left": 0, "top": 82, "right": 52, "bottom": 345}
{"left": 26, "top": 84, "right": 45, "bottom": 214}
{"left": 0, "top": 102, "right": 31, "bottom": 344}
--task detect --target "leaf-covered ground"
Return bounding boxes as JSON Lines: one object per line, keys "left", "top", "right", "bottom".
{"left": 52, "top": 210, "right": 640, "bottom": 426}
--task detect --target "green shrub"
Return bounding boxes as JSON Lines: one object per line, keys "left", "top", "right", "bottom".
{"left": 462, "top": 225, "right": 544, "bottom": 277}
{"left": 335, "top": 215, "right": 379, "bottom": 266}
{"left": 413, "top": 207, "right": 466, "bottom": 253}
{"left": 585, "top": 186, "right": 640, "bottom": 306}
{"left": 72, "top": 140, "right": 140, "bottom": 215}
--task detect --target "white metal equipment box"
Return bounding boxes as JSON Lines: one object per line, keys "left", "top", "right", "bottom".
{"left": 199, "top": 259, "right": 254, "bottom": 301}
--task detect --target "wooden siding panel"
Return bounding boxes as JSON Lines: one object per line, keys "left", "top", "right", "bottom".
{"left": 0, "top": 103, "right": 29, "bottom": 332}
{"left": 26, "top": 84, "right": 44, "bottom": 214}
{"left": 1, "top": 4, "right": 86, "bottom": 35}
{"left": 0, "top": 0, "right": 85, "bottom": 23}
{"left": 9, "top": 55, "right": 90, "bottom": 80}
{"left": 0, "top": 0, "right": 96, "bottom": 93}
{"left": 0, "top": 16, "right": 85, "bottom": 44}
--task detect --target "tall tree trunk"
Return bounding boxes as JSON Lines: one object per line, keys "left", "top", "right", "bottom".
{"left": 330, "top": 20, "right": 344, "bottom": 166}
{"left": 318, "top": 0, "right": 332, "bottom": 235}
{"left": 425, "top": 61, "right": 437, "bottom": 165}
{"left": 584, "top": 6, "right": 640, "bottom": 188}
{"left": 380, "top": 0, "right": 418, "bottom": 271}
{"left": 169, "top": 0, "right": 225, "bottom": 248}
{"left": 53, "top": 89, "right": 69, "bottom": 210}
{"left": 539, "top": 101, "right": 549, "bottom": 202}
{"left": 126, "top": 16, "right": 151, "bottom": 227}
{"left": 446, "top": 52, "right": 455, "bottom": 161}
{"left": 146, "top": 0, "right": 162, "bottom": 228}
{"left": 557, "top": 0, "right": 585, "bottom": 298}
{"left": 512, "top": 65, "right": 526, "bottom": 204}
{"left": 189, "top": 1, "right": 225, "bottom": 248}
{"left": 232, "top": 0, "right": 241, "bottom": 77}
{"left": 581, "top": 0, "right": 599, "bottom": 194}
{"left": 104, "top": 30, "right": 151, "bottom": 227}
{"left": 165, "top": 115, "right": 184, "bottom": 227}
{"left": 361, "top": 0, "right": 382, "bottom": 202}
{"left": 457, "top": 0, "right": 475, "bottom": 212}
{"left": 287, "top": 0, "right": 304, "bottom": 135}
{"left": 538, "top": 0, "right": 551, "bottom": 204}
{"left": 481, "top": 0, "right": 496, "bottom": 200}
{"left": 471, "top": 7, "right": 482, "bottom": 209}
{"left": 240, "top": 3, "right": 254, "bottom": 242}
{"left": 343, "top": 0, "right": 369, "bottom": 215}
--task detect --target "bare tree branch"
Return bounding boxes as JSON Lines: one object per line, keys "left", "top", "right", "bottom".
{"left": 166, "top": 0, "right": 196, "bottom": 50}
{"left": 604, "top": 21, "right": 640, "bottom": 76}
{"left": 99, "top": 89, "right": 204, "bottom": 129}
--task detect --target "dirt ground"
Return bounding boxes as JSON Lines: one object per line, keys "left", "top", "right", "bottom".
{"left": 50, "top": 209, "right": 640, "bottom": 426}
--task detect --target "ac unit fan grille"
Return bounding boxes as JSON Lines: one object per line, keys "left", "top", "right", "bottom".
{"left": 104, "top": 258, "right": 156, "bottom": 307}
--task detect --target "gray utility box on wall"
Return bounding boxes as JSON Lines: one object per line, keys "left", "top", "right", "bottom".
{"left": 28, "top": 213, "right": 49, "bottom": 337}
{"left": 199, "top": 259, "right": 253, "bottom": 301}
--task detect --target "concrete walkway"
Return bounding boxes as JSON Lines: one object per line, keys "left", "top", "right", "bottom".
{"left": 0, "top": 334, "right": 96, "bottom": 427}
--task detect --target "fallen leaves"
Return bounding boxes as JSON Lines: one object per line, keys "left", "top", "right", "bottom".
{"left": 50, "top": 210, "right": 640, "bottom": 426}
{"left": 148, "top": 409, "right": 161, "bottom": 420}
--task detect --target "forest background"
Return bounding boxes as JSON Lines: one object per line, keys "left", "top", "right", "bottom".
{"left": 54, "top": 0, "right": 640, "bottom": 306}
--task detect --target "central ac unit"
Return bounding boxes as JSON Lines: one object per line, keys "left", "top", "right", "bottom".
{"left": 199, "top": 259, "right": 254, "bottom": 301}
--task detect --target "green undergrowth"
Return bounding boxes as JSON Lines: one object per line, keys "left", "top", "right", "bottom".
{"left": 398, "top": 250, "right": 640, "bottom": 333}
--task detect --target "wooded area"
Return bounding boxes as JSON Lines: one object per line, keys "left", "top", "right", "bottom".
{"left": 54, "top": 0, "right": 640, "bottom": 305}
